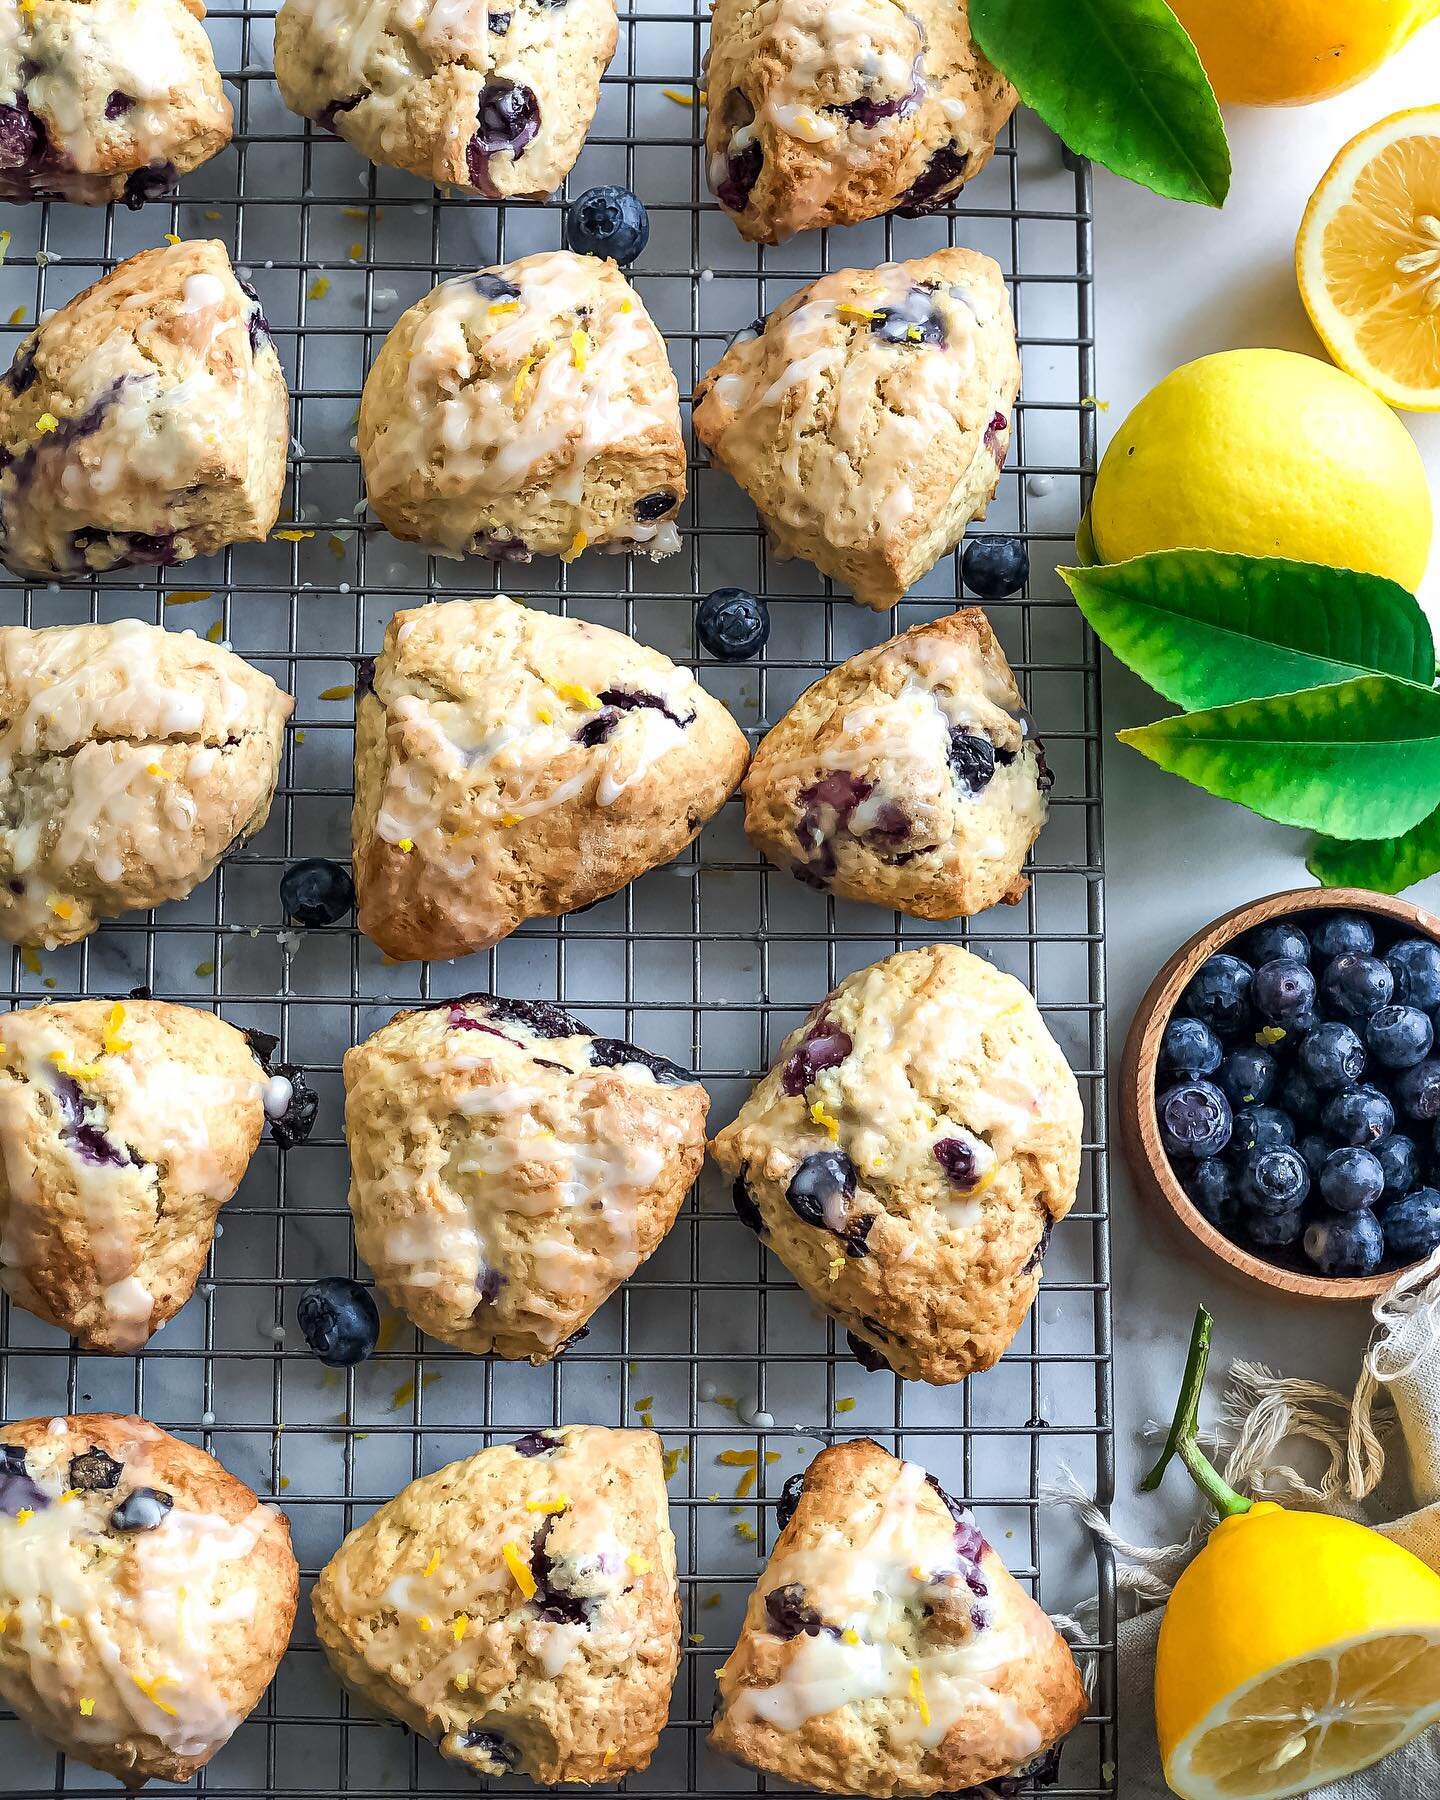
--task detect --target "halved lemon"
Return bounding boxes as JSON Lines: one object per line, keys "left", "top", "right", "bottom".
{"left": 1297, "top": 105, "right": 1440, "bottom": 410}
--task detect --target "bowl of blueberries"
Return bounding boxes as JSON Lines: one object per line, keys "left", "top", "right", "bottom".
{"left": 1120, "top": 888, "right": 1440, "bottom": 1300}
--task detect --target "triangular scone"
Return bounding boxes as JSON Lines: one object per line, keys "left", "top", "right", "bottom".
{"left": 344, "top": 993, "right": 708, "bottom": 1359}
{"left": 352, "top": 596, "right": 751, "bottom": 960}
{"left": 692, "top": 250, "right": 1019, "bottom": 609}
{"left": 0, "top": 1413, "right": 297, "bottom": 1786}
{"left": 709, "top": 945, "right": 1081, "bottom": 1384}
{"left": 0, "top": 1000, "right": 275, "bottom": 1351}
{"left": 312, "top": 1425, "right": 680, "bottom": 1785}
{"left": 0, "top": 619, "right": 292, "bottom": 947}
{"left": 710, "top": 1440, "right": 1088, "bottom": 1797}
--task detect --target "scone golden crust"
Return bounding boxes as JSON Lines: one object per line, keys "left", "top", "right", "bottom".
{"left": 0, "top": 0, "right": 232, "bottom": 205}
{"left": 0, "top": 241, "right": 289, "bottom": 578}
{"left": 352, "top": 596, "right": 750, "bottom": 961}
{"left": 692, "top": 251, "right": 1020, "bottom": 609}
{"left": 705, "top": 0, "right": 1016, "bottom": 244}
{"left": 0, "top": 619, "right": 293, "bottom": 948}
{"left": 709, "top": 945, "right": 1082, "bottom": 1384}
{"left": 744, "top": 611, "right": 1050, "bottom": 918}
{"left": 0, "top": 1413, "right": 298, "bottom": 1787}
{"left": 710, "top": 1440, "right": 1087, "bottom": 1797}
{"left": 0, "top": 1000, "right": 269, "bottom": 1352}
{"left": 311, "top": 1424, "right": 680, "bottom": 1785}
{"left": 274, "top": 0, "right": 617, "bottom": 198}
{"left": 343, "top": 994, "right": 708, "bottom": 1358}
{"left": 359, "top": 252, "right": 685, "bottom": 562}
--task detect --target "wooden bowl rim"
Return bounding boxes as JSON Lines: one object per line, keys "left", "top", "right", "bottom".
{"left": 1120, "top": 886, "right": 1440, "bottom": 1304}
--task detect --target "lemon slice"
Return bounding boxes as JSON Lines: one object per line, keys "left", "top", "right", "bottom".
{"left": 1165, "top": 1627, "right": 1440, "bottom": 1799}
{"left": 1297, "top": 105, "right": 1440, "bottom": 411}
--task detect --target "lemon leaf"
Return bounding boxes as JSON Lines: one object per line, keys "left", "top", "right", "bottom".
{"left": 1309, "top": 805, "right": 1440, "bottom": 894}
{"left": 1063, "top": 552, "right": 1436, "bottom": 710}
{"left": 970, "top": 0, "right": 1231, "bottom": 207}
{"left": 1074, "top": 509, "right": 1099, "bottom": 567}
{"left": 1119, "top": 676, "right": 1440, "bottom": 839}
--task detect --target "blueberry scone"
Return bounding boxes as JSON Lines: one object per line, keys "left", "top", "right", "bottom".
{"left": 710, "top": 1440, "right": 1087, "bottom": 1796}
{"left": 0, "top": 619, "right": 292, "bottom": 948}
{"left": 0, "top": 241, "right": 289, "bottom": 579}
{"left": 0, "top": 1413, "right": 297, "bottom": 1786}
{"left": 0, "top": 0, "right": 232, "bottom": 206}
{"left": 692, "top": 251, "right": 1019, "bottom": 610}
{"left": 705, "top": 0, "right": 1016, "bottom": 245}
{"left": 274, "top": 0, "right": 617, "bottom": 199}
{"left": 710, "top": 945, "right": 1082, "bottom": 1385}
{"left": 353, "top": 596, "right": 750, "bottom": 961}
{"left": 359, "top": 252, "right": 685, "bottom": 563}
{"left": 312, "top": 1425, "right": 679, "bottom": 1784}
{"left": 744, "top": 611, "right": 1050, "bottom": 917}
{"left": 344, "top": 994, "right": 708, "bottom": 1358}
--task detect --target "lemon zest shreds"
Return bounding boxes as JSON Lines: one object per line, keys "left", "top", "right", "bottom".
{"left": 500, "top": 813, "right": 522, "bottom": 828}
{"left": 204, "top": 621, "right": 225, "bottom": 643}
{"left": 0, "top": 230, "right": 9, "bottom": 264}
{"left": 349, "top": 242, "right": 364, "bottom": 261}
{"left": 454, "top": 1669, "right": 470, "bottom": 1692}
{"left": 639, "top": 1409, "right": 655, "bottom": 1429}
{"left": 603, "top": 1748, "right": 617, "bottom": 1767}
{"left": 417, "top": 1615, "right": 432, "bottom": 1631}
{"left": 489, "top": 300, "right": 520, "bottom": 316}
{"left": 8, "top": 307, "right": 25, "bottom": 325}
{"left": 78, "top": 1698, "right": 95, "bottom": 1716}
{"left": 718, "top": 1450, "right": 758, "bottom": 1465}
{"left": 553, "top": 680, "right": 602, "bottom": 710}
{"left": 735, "top": 1467, "right": 757, "bottom": 1500}
{"left": 329, "top": 535, "right": 346, "bottom": 557}
{"left": 561, "top": 529, "right": 587, "bottom": 562}
{"left": 634, "top": 1396, "right": 655, "bottom": 1411}
{"left": 164, "top": 589, "right": 212, "bottom": 606}
{"left": 570, "top": 328, "right": 590, "bottom": 370}
{"left": 688, "top": 1632, "right": 705, "bottom": 1645}
{"left": 33, "top": 412, "right": 57, "bottom": 434}
{"left": 524, "top": 1494, "right": 569, "bottom": 1514}
{"left": 14, "top": 1509, "right": 32, "bottom": 1525}
{"left": 164, "top": 232, "right": 181, "bottom": 245}
{"left": 272, "top": 528, "right": 315, "bottom": 542}
{"left": 835, "top": 1397, "right": 856, "bottom": 1413}
{"left": 662, "top": 88, "right": 694, "bottom": 105}
{"left": 503, "top": 1540, "right": 537, "bottom": 1599}
{"left": 703, "top": 1592, "right": 721, "bottom": 1609}
{"left": 764, "top": 1451, "right": 781, "bottom": 1464}
{"left": 827, "top": 1254, "right": 846, "bottom": 1282}
{"left": 103, "top": 1003, "right": 131, "bottom": 1055}
{"left": 132, "top": 1674, "right": 178, "bottom": 1716}
{"left": 423, "top": 1549, "right": 441, "bottom": 1577}
{"left": 908, "top": 1665, "right": 931, "bottom": 1726}
{"left": 626, "top": 1552, "right": 651, "bottom": 1574}
{"left": 734, "top": 1520, "right": 757, "bottom": 1541}
{"left": 809, "top": 1099, "right": 841, "bottom": 1139}
{"left": 841, "top": 1628, "right": 860, "bottom": 1645}
{"left": 452, "top": 1614, "right": 469, "bottom": 1641}
{"left": 1256, "top": 1025, "right": 1287, "bottom": 1047}
{"left": 21, "top": 948, "right": 42, "bottom": 976}
{"left": 837, "top": 303, "right": 883, "bottom": 321}
{"left": 661, "top": 1446, "right": 686, "bottom": 1480}
{"left": 307, "top": 276, "right": 331, "bottom": 300}
{"left": 320, "top": 683, "right": 355, "bottom": 700}
{"left": 397, "top": 837, "right": 415, "bottom": 852}
{"left": 47, "top": 897, "right": 73, "bottom": 920}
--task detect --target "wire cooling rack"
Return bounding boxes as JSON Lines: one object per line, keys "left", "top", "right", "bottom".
{"left": 0, "top": 4, "right": 1114, "bottom": 1794}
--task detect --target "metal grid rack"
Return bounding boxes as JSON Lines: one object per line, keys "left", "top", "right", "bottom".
{"left": 0, "top": 3, "right": 1115, "bottom": 1794}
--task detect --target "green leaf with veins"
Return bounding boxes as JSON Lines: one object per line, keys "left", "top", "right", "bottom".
{"left": 1309, "top": 808, "right": 1440, "bottom": 893}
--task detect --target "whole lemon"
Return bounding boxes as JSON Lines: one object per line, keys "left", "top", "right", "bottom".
{"left": 1169, "top": 0, "right": 1440, "bottom": 107}
{"left": 1088, "top": 349, "right": 1433, "bottom": 592}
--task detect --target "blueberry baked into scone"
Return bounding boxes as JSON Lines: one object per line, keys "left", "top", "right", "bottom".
{"left": 0, "top": 1000, "right": 310, "bottom": 1352}
{"left": 0, "top": 241, "right": 289, "bottom": 579}
{"left": 352, "top": 596, "right": 750, "bottom": 961}
{"left": 0, "top": 1413, "right": 297, "bottom": 1785}
{"left": 744, "top": 611, "right": 1050, "bottom": 917}
{"left": 359, "top": 251, "right": 685, "bottom": 563}
{"left": 0, "top": 0, "right": 232, "bottom": 206}
{"left": 312, "top": 1425, "right": 679, "bottom": 1784}
{"left": 704, "top": 0, "right": 1016, "bottom": 244}
{"left": 274, "top": 0, "right": 617, "bottom": 199}
{"left": 710, "top": 944, "right": 1082, "bottom": 1384}
{"left": 0, "top": 619, "right": 292, "bottom": 948}
{"left": 692, "top": 251, "right": 1020, "bottom": 610}
{"left": 344, "top": 994, "right": 707, "bottom": 1358}
{"left": 710, "top": 1440, "right": 1088, "bottom": 1797}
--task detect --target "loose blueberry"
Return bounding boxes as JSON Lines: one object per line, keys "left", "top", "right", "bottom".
{"left": 786, "top": 1152, "right": 856, "bottom": 1229}
{"left": 1252, "top": 959, "right": 1317, "bottom": 1030}
{"left": 1278, "top": 1067, "right": 1322, "bottom": 1125}
{"left": 1237, "top": 1146, "right": 1309, "bottom": 1215}
{"left": 696, "top": 587, "right": 769, "bottom": 660}
{"left": 1318, "top": 1146, "right": 1385, "bottom": 1213}
{"left": 1387, "top": 938, "right": 1440, "bottom": 1011}
{"left": 68, "top": 1449, "right": 123, "bottom": 1491}
{"left": 564, "top": 185, "right": 650, "bottom": 264}
{"left": 1218, "top": 1046, "right": 1276, "bottom": 1108}
{"left": 1312, "top": 913, "right": 1376, "bottom": 959}
{"left": 776, "top": 1471, "right": 805, "bottom": 1530}
{"left": 1321, "top": 952, "right": 1394, "bottom": 1021}
{"left": 1160, "top": 1017, "right": 1222, "bottom": 1079}
{"left": 1157, "top": 1081, "right": 1232, "bottom": 1159}
{"left": 297, "top": 1276, "right": 380, "bottom": 1366}
{"left": 110, "top": 1487, "right": 174, "bottom": 1533}
{"left": 764, "top": 1584, "right": 830, "bottom": 1639}
{"left": 1182, "top": 954, "right": 1254, "bottom": 1037}
{"left": 1303, "top": 1207, "right": 1385, "bottom": 1277}
{"left": 1375, "top": 1133, "right": 1421, "bottom": 1198}
{"left": 1297, "top": 1133, "right": 1332, "bottom": 1178}
{"left": 1229, "top": 1105, "right": 1294, "bottom": 1156}
{"left": 280, "top": 857, "right": 355, "bottom": 927}
{"left": 1367, "top": 1004, "right": 1434, "bottom": 1071}
{"left": 1242, "top": 919, "right": 1311, "bottom": 967}
{"left": 1396, "top": 1059, "right": 1440, "bottom": 1122}
{"left": 948, "top": 730, "right": 997, "bottom": 798}
{"left": 1321, "top": 1083, "right": 1394, "bottom": 1148}
{"left": 1180, "top": 1156, "right": 1234, "bottom": 1227}
{"left": 1297, "top": 1022, "right": 1366, "bottom": 1090}
{"left": 962, "top": 536, "right": 1029, "bottom": 599}
{"left": 1246, "top": 1204, "right": 1305, "bottom": 1249}
{"left": 1380, "top": 1187, "right": 1440, "bottom": 1263}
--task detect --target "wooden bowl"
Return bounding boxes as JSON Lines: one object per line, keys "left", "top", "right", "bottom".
{"left": 1120, "top": 886, "right": 1440, "bottom": 1303}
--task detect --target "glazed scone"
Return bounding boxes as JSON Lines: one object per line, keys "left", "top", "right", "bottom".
{"left": 0, "top": 0, "right": 232, "bottom": 206}
{"left": 359, "top": 252, "right": 685, "bottom": 563}
{"left": 744, "top": 611, "right": 1050, "bottom": 917}
{"left": 692, "top": 251, "right": 1020, "bottom": 610}
{"left": 705, "top": 0, "right": 1016, "bottom": 245}
{"left": 0, "top": 1413, "right": 298, "bottom": 1786}
{"left": 0, "top": 620, "right": 292, "bottom": 948}
{"left": 312, "top": 1425, "right": 679, "bottom": 1784}
{"left": 274, "top": 0, "right": 617, "bottom": 198}
{"left": 709, "top": 945, "right": 1082, "bottom": 1384}
{"left": 710, "top": 1440, "right": 1088, "bottom": 1796}
{"left": 344, "top": 993, "right": 708, "bottom": 1359}
{"left": 0, "top": 1000, "right": 282, "bottom": 1352}
{"left": 353, "top": 596, "right": 750, "bottom": 961}
{"left": 0, "top": 241, "right": 289, "bottom": 579}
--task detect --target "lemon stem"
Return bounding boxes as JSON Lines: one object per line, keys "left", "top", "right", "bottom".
{"left": 1141, "top": 1304, "right": 1252, "bottom": 1520}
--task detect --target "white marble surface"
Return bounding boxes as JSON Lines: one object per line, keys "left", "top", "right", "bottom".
{"left": 1093, "top": 41, "right": 1440, "bottom": 1550}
